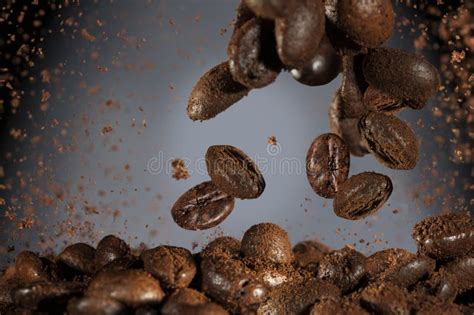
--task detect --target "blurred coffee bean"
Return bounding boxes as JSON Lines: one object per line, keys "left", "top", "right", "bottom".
{"left": 243, "top": 0, "right": 287, "bottom": 19}
{"left": 233, "top": 1, "right": 255, "bottom": 32}
{"left": 363, "top": 85, "right": 406, "bottom": 113}
{"left": 161, "top": 288, "right": 209, "bottom": 314}
{"left": 200, "top": 236, "right": 241, "bottom": 259}
{"left": 293, "top": 240, "right": 332, "bottom": 269}
{"left": 67, "top": 296, "right": 127, "bottom": 315}
{"left": 228, "top": 18, "right": 281, "bottom": 89}
{"left": 333, "top": 172, "right": 392, "bottom": 220}
{"left": 416, "top": 300, "right": 464, "bottom": 315}
{"left": 187, "top": 62, "right": 250, "bottom": 121}
{"left": 360, "top": 283, "right": 410, "bottom": 315}
{"left": 87, "top": 270, "right": 165, "bottom": 307}
{"left": 275, "top": 0, "right": 325, "bottom": 67}
{"left": 306, "top": 133, "right": 350, "bottom": 199}
{"left": 340, "top": 54, "right": 367, "bottom": 118}
{"left": 310, "top": 296, "right": 369, "bottom": 315}
{"left": 99, "top": 255, "right": 142, "bottom": 273}
{"left": 171, "top": 181, "right": 235, "bottom": 230}
{"left": 206, "top": 145, "right": 265, "bottom": 199}
{"left": 419, "top": 269, "right": 459, "bottom": 302}
{"left": 0, "top": 278, "right": 22, "bottom": 308}
{"left": 363, "top": 47, "right": 440, "bottom": 103}
{"left": 290, "top": 36, "right": 341, "bottom": 86}
{"left": 383, "top": 255, "right": 436, "bottom": 288}
{"left": 359, "top": 112, "right": 419, "bottom": 170}
{"left": 241, "top": 223, "right": 293, "bottom": 264}
{"left": 446, "top": 256, "right": 474, "bottom": 292}
{"left": 317, "top": 246, "right": 366, "bottom": 293}
{"left": 365, "top": 248, "right": 414, "bottom": 281}
{"left": 15, "top": 251, "right": 51, "bottom": 284}
{"left": 58, "top": 243, "right": 96, "bottom": 275}
{"left": 141, "top": 246, "right": 196, "bottom": 290}
{"left": 412, "top": 212, "right": 474, "bottom": 260}
{"left": 94, "top": 235, "right": 130, "bottom": 269}
{"left": 135, "top": 306, "right": 159, "bottom": 315}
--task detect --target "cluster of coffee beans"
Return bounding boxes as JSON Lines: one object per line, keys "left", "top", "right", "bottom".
{"left": 171, "top": 145, "right": 265, "bottom": 230}
{"left": 1, "top": 212, "right": 472, "bottom": 314}
{"left": 186, "top": 0, "right": 440, "bottom": 222}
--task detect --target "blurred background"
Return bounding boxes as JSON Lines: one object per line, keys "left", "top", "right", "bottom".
{"left": 0, "top": 0, "right": 472, "bottom": 269}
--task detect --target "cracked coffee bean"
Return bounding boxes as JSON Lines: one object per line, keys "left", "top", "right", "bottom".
{"left": 171, "top": 181, "right": 235, "bottom": 230}
{"left": 58, "top": 243, "right": 96, "bottom": 275}
{"left": 94, "top": 235, "right": 130, "bottom": 269}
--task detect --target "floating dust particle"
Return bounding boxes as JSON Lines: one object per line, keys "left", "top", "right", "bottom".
{"left": 17, "top": 216, "right": 35, "bottom": 229}
{"left": 80, "top": 28, "right": 96, "bottom": 42}
{"left": 451, "top": 50, "right": 466, "bottom": 63}
{"left": 171, "top": 159, "right": 190, "bottom": 180}
{"left": 268, "top": 135, "right": 278, "bottom": 146}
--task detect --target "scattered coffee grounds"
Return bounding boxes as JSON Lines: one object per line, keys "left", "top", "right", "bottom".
{"left": 170, "top": 159, "right": 190, "bottom": 180}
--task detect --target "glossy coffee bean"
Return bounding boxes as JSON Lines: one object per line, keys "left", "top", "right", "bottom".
{"left": 383, "top": 255, "right": 436, "bottom": 288}
{"left": 317, "top": 247, "right": 366, "bottom": 293}
{"left": 241, "top": 223, "right": 293, "bottom": 264}
{"left": 311, "top": 296, "right": 368, "bottom": 315}
{"left": 58, "top": 243, "right": 96, "bottom": 275}
{"left": 337, "top": 0, "right": 394, "bottom": 48}
{"left": 13, "top": 281, "right": 84, "bottom": 310}
{"left": 360, "top": 283, "right": 410, "bottom": 315}
{"left": 206, "top": 145, "right": 265, "bottom": 199}
{"left": 141, "top": 246, "right": 196, "bottom": 290}
{"left": 363, "top": 85, "right": 406, "bottom": 113}
{"left": 171, "top": 181, "right": 235, "bottom": 230}
{"left": 228, "top": 18, "right": 281, "bottom": 89}
{"left": 243, "top": 0, "right": 287, "bottom": 19}
{"left": 99, "top": 255, "right": 142, "bottom": 273}
{"left": 187, "top": 62, "right": 250, "bottom": 121}
{"left": 67, "top": 296, "right": 127, "bottom": 315}
{"left": 15, "top": 251, "right": 51, "bottom": 284}
{"left": 293, "top": 240, "right": 332, "bottom": 268}
{"left": 94, "top": 235, "right": 130, "bottom": 269}
{"left": 291, "top": 36, "right": 341, "bottom": 86}
{"left": 365, "top": 248, "right": 414, "bottom": 281}
{"left": 445, "top": 256, "right": 474, "bottom": 292}
{"left": 363, "top": 48, "right": 440, "bottom": 103}
{"left": 359, "top": 112, "right": 419, "bottom": 170}
{"left": 333, "top": 172, "right": 392, "bottom": 220}
{"left": 87, "top": 270, "right": 165, "bottom": 307}
{"left": 306, "top": 133, "right": 350, "bottom": 199}
{"left": 161, "top": 288, "right": 209, "bottom": 314}
{"left": 275, "top": 0, "right": 325, "bottom": 68}
{"left": 412, "top": 212, "right": 474, "bottom": 260}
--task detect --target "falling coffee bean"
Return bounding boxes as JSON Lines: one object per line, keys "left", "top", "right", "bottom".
{"left": 275, "top": 0, "right": 325, "bottom": 67}
{"left": 141, "top": 246, "right": 196, "bottom": 290}
{"left": 333, "top": 172, "right": 392, "bottom": 220}
{"left": 293, "top": 240, "right": 332, "bottom": 268}
{"left": 359, "top": 111, "right": 419, "bottom": 170}
{"left": 187, "top": 62, "right": 250, "bottom": 121}
{"left": 228, "top": 18, "right": 281, "bottom": 88}
{"left": 363, "top": 47, "right": 440, "bottom": 104}
{"left": 363, "top": 85, "right": 406, "bottom": 113}
{"left": 306, "top": 133, "right": 350, "bottom": 199}
{"left": 94, "top": 235, "right": 130, "bottom": 269}
{"left": 290, "top": 36, "right": 341, "bottom": 86}
{"left": 58, "top": 243, "right": 96, "bottom": 275}
{"left": 340, "top": 54, "right": 367, "bottom": 118}
{"left": 67, "top": 297, "right": 127, "bottom": 315}
{"left": 171, "top": 181, "right": 235, "bottom": 230}
{"left": 243, "top": 0, "right": 287, "bottom": 19}
{"left": 206, "top": 145, "right": 265, "bottom": 199}
{"left": 241, "top": 223, "right": 293, "bottom": 264}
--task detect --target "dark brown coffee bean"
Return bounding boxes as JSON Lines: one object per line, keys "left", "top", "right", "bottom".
{"left": 58, "top": 243, "right": 96, "bottom": 275}
{"left": 99, "top": 255, "right": 142, "bottom": 273}
{"left": 141, "top": 246, "right": 196, "bottom": 290}
{"left": 243, "top": 0, "right": 287, "bottom": 19}
{"left": 13, "top": 281, "right": 84, "bottom": 310}
{"left": 311, "top": 296, "right": 369, "bottom": 315}
{"left": 340, "top": 54, "right": 367, "bottom": 118}
{"left": 359, "top": 112, "right": 419, "bottom": 170}
{"left": 363, "top": 48, "right": 440, "bottom": 103}
{"left": 161, "top": 288, "right": 209, "bottom": 314}
{"left": 241, "top": 223, "right": 293, "bottom": 264}
{"left": 171, "top": 181, "right": 235, "bottom": 230}
{"left": 328, "top": 89, "right": 370, "bottom": 157}
{"left": 365, "top": 248, "right": 414, "bottom": 282}
{"left": 233, "top": 1, "right": 255, "bottom": 32}
{"left": 201, "top": 236, "right": 241, "bottom": 259}
{"left": 360, "top": 283, "right": 410, "bottom": 315}
{"left": 412, "top": 212, "right": 474, "bottom": 260}
{"left": 15, "top": 251, "right": 51, "bottom": 284}
{"left": 206, "top": 145, "right": 265, "bottom": 199}
{"left": 337, "top": 0, "right": 394, "bottom": 48}
{"left": 293, "top": 240, "right": 332, "bottom": 268}
{"left": 67, "top": 297, "right": 127, "bottom": 315}
{"left": 135, "top": 306, "right": 159, "bottom": 315}
{"left": 187, "top": 62, "right": 250, "bottom": 121}
{"left": 383, "top": 255, "right": 436, "bottom": 288}
{"left": 333, "top": 172, "right": 392, "bottom": 220}
{"left": 363, "top": 85, "right": 406, "bottom": 113}
{"left": 0, "top": 278, "right": 22, "bottom": 308}
{"left": 94, "top": 235, "right": 130, "bottom": 269}
{"left": 87, "top": 270, "right": 165, "bottom": 307}
{"left": 419, "top": 269, "right": 459, "bottom": 302}
{"left": 290, "top": 36, "right": 341, "bottom": 86}
{"left": 317, "top": 246, "right": 366, "bottom": 293}
{"left": 306, "top": 133, "right": 350, "bottom": 199}
{"left": 275, "top": 0, "right": 325, "bottom": 68}
{"left": 445, "top": 256, "right": 474, "bottom": 292}
{"left": 228, "top": 18, "right": 281, "bottom": 89}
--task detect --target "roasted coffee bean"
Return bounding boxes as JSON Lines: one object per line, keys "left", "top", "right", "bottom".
{"left": 58, "top": 243, "right": 96, "bottom": 275}
{"left": 233, "top": 1, "right": 255, "bottom": 31}
{"left": 228, "top": 18, "right": 281, "bottom": 89}
{"left": 365, "top": 248, "right": 414, "bottom": 281}
{"left": 0, "top": 278, "right": 21, "bottom": 308}
{"left": 329, "top": 89, "right": 370, "bottom": 157}
{"left": 340, "top": 54, "right": 367, "bottom": 118}
{"left": 360, "top": 283, "right": 410, "bottom": 315}
{"left": 99, "top": 255, "right": 142, "bottom": 273}
{"left": 187, "top": 62, "right": 250, "bottom": 121}
{"left": 293, "top": 240, "right": 332, "bottom": 268}
{"left": 135, "top": 306, "right": 159, "bottom": 315}
{"left": 87, "top": 270, "right": 165, "bottom": 307}
{"left": 171, "top": 181, "right": 235, "bottom": 230}
{"left": 206, "top": 145, "right": 265, "bottom": 199}
{"left": 311, "top": 296, "right": 369, "bottom": 315}
{"left": 419, "top": 269, "right": 459, "bottom": 302}
{"left": 359, "top": 112, "right": 419, "bottom": 170}
{"left": 275, "top": 0, "right": 325, "bottom": 67}
{"left": 383, "top": 255, "right": 436, "bottom": 288}
{"left": 161, "top": 288, "right": 209, "bottom": 314}
{"left": 241, "top": 223, "right": 293, "bottom": 264}
{"left": 141, "top": 246, "right": 196, "bottom": 290}
{"left": 290, "top": 36, "right": 341, "bottom": 86}
{"left": 306, "top": 133, "right": 350, "bottom": 199}
{"left": 15, "top": 251, "right": 52, "bottom": 284}
{"left": 317, "top": 247, "right": 366, "bottom": 293}
{"left": 363, "top": 47, "right": 440, "bottom": 103}
{"left": 333, "top": 172, "right": 392, "bottom": 220}
{"left": 13, "top": 281, "right": 84, "bottom": 310}
{"left": 67, "top": 297, "right": 127, "bottom": 315}
{"left": 201, "top": 236, "right": 241, "bottom": 259}
{"left": 363, "top": 85, "right": 406, "bottom": 113}
{"left": 94, "top": 235, "right": 130, "bottom": 269}
{"left": 445, "top": 256, "right": 474, "bottom": 292}
{"left": 243, "top": 0, "right": 287, "bottom": 19}
{"left": 412, "top": 212, "right": 474, "bottom": 260}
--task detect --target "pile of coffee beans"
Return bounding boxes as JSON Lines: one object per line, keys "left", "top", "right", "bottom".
{"left": 185, "top": 0, "right": 440, "bottom": 223}
{"left": 171, "top": 145, "right": 265, "bottom": 230}
{"left": 0, "top": 212, "right": 472, "bottom": 314}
